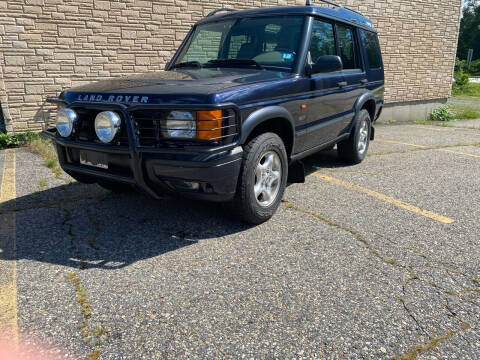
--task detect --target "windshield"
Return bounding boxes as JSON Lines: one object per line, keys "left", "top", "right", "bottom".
{"left": 173, "top": 16, "right": 305, "bottom": 71}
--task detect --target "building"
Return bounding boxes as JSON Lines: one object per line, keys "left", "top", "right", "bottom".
{"left": 0, "top": 0, "right": 463, "bottom": 133}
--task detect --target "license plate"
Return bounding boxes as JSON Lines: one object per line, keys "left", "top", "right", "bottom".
{"left": 80, "top": 150, "right": 108, "bottom": 169}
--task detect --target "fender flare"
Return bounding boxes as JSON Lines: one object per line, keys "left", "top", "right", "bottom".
{"left": 240, "top": 106, "right": 296, "bottom": 146}
{"left": 353, "top": 92, "right": 376, "bottom": 118}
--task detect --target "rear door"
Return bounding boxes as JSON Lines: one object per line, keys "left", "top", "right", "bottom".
{"left": 335, "top": 23, "right": 367, "bottom": 130}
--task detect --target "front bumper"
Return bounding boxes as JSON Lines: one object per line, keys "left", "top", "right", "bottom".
{"left": 43, "top": 101, "right": 243, "bottom": 202}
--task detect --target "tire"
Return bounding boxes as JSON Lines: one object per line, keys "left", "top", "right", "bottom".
{"left": 337, "top": 109, "right": 371, "bottom": 164}
{"left": 230, "top": 132, "right": 288, "bottom": 224}
{"left": 97, "top": 179, "right": 134, "bottom": 193}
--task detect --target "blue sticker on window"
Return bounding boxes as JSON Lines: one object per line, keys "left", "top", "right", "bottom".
{"left": 281, "top": 52, "right": 294, "bottom": 61}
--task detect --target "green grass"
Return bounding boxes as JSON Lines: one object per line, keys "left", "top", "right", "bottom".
{"left": 0, "top": 131, "right": 41, "bottom": 149}
{"left": 28, "top": 137, "right": 63, "bottom": 179}
{"left": 414, "top": 103, "right": 480, "bottom": 126}
{"left": 414, "top": 119, "right": 454, "bottom": 127}
{"left": 39, "top": 178, "right": 47, "bottom": 189}
{"left": 451, "top": 105, "right": 480, "bottom": 119}
{"left": 0, "top": 130, "right": 69, "bottom": 182}
{"left": 452, "top": 82, "right": 480, "bottom": 98}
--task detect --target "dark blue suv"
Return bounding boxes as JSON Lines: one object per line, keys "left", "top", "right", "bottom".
{"left": 44, "top": 0, "right": 384, "bottom": 224}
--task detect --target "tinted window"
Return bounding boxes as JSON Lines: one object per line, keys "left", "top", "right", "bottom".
{"left": 227, "top": 34, "right": 251, "bottom": 58}
{"left": 336, "top": 24, "right": 358, "bottom": 70}
{"left": 181, "top": 21, "right": 233, "bottom": 64}
{"left": 360, "top": 30, "right": 382, "bottom": 69}
{"left": 309, "top": 19, "right": 336, "bottom": 63}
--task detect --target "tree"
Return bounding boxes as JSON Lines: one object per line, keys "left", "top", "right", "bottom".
{"left": 457, "top": 0, "right": 480, "bottom": 61}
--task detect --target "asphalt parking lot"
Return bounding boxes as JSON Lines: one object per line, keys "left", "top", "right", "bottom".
{"left": 1, "top": 121, "right": 479, "bottom": 359}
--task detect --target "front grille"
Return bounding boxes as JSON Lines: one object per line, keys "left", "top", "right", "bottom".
{"left": 131, "top": 110, "right": 160, "bottom": 147}
{"left": 62, "top": 106, "right": 238, "bottom": 148}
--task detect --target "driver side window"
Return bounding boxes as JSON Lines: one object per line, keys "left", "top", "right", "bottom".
{"left": 309, "top": 19, "right": 336, "bottom": 64}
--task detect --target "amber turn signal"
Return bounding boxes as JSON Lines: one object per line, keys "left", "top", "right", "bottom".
{"left": 196, "top": 110, "right": 222, "bottom": 140}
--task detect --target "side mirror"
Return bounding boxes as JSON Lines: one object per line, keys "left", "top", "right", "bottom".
{"left": 309, "top": 55, "right": 343, "bottom": 75}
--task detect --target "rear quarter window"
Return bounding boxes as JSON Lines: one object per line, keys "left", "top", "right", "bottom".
{"left": 359, "top": 30, "right": 382, "bottom": 70}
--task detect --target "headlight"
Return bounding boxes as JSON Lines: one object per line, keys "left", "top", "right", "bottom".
{"left": 165, "top": 111, "right": 196, "bottom": 138}
{"left": 95, "top": 111, "right": 121, "bottom": 143}
{"left": 55, "top": 108, "right": 77, "bottom": 137}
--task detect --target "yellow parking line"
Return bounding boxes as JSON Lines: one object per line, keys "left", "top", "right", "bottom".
{"left": 0, "top": 149, "right": 18, "bottom": 346}
{"left": 406, "top": 125, "right": 450, "bottom": 132}
{"left": 438, "top": 148, "right": 480, "bottom": 158}
{"left": 377, "top": 139, "right": 480, "bottom": 159}
{"left": 312, "top": 172, "right": 455, "bottom": 224}
{"left": 406, "top": 124, "right": 480, "bottom": 135}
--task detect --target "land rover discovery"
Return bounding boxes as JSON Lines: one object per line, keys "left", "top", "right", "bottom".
{"left": 43, "top": 0, "right": 385, "bottom": 224}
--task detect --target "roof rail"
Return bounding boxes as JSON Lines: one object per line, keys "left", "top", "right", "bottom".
{"left": 317, "top": 0, "right": 342, "bottom": 7}
{"left": 207, "top": 8, "right": 236, "bottom": 17}
{"left": 314, "top": 0, "right": 364, "bottom": 16}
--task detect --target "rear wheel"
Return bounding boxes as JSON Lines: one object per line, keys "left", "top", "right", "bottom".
{"left": 337, "top": 109, "right": 371, "bottom": 164}
{"left": 230, "top": 132, "right": 288, "bottom": 224}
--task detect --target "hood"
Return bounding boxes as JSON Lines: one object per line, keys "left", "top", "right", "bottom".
{"left": 62, "top": 68, "right": 296, "bottom": 105}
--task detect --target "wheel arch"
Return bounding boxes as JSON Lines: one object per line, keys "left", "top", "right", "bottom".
{"left": 353, "top": 93, "right": 377, "bottom": 122}
{"left": 240, "top": 106, "right": 295, "bottom": 158}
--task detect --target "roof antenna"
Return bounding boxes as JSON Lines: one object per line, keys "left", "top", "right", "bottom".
{"left": 306, "top": 0, "right": 313, "bottom": 5}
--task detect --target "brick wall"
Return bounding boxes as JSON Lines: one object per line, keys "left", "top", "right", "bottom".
{"left": 0, "top": 0, "right": 462, "bottom": 132}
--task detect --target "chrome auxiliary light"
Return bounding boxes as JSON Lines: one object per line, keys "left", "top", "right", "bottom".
{"left": 55, "top": 108, "right": 78, "bottom": 137}
{"left": 94, "top": 111, "right": 121, "bottom": 143}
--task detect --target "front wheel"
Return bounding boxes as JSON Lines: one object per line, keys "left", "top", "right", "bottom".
{"left": 337, "top": 109, "right": 371, "bottom": 164}
{"left": 230, "top": 132, "right": 288, "bottom": 224}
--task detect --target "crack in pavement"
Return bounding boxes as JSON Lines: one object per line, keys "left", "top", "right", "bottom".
{"left": 393, "top": 329, "right": 456, "bottom": 360}
{"left": 282, "top": 200, "right": 407, "bottom": 269}
{"left": 61, "top": 200, "right": 108, "bottom": 360}
{"left": 367, "top": 229, "right": 480, "bottom": 301}
{"left": 399, "top": 278, "right": 429, "bottom": 338}
{"left": 282, "top": 200, "right": 478, "bottom": 359}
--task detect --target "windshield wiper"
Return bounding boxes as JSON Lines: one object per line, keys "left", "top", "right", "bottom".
{"left": 206, "top": 59, "right": 265, "bottom": 70}
{"left": 170, "top": 61, "right": 202, "bottom": 69}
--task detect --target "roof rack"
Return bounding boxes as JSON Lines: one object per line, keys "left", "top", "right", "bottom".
{"left": 207, "top": 8, "right": 236, "bottom": 17}
{"left": 312, "top": 0, "right": 364, "bottom": 17}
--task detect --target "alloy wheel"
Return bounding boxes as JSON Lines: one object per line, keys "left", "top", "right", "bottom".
{"left": 254, "top": 151, "right": 282, "bottom": 207}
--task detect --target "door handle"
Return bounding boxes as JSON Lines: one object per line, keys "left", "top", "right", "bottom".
{"left": 337, "top": 81, "right": 347, "bottom": 88}
{"left": 360, "top": 79, "right": 368, "bottom": 84}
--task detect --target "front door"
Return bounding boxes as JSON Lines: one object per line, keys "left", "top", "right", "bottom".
{"left": 296, "top": 18, "right": 347, "bottom": 152}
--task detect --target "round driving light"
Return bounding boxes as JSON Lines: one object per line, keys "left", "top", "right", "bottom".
{"left": 94, "top": 111, "right": 121, "bottom": 143}
{"left": 55, "top": 108, "right": 77, "bottom": 137}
